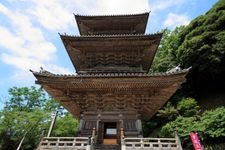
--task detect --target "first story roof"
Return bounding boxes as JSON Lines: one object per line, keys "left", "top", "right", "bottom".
{"left": 31, "top": 68, "right": 190, "bottom": 120}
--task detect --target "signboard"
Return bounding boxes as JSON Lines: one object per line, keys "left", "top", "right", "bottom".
{"left": 190, "top": 132, "right": 202, "bottom": 150}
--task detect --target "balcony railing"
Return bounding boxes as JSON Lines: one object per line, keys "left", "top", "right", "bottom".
{"left": 124, "top": 138, "right": 179, "bottom": 149}
{"left": 37, "top": 137, "right": 88, "bottom": 150}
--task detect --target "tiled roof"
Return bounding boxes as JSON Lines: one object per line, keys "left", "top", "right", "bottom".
{"left": 59, "top": 33, "right": 163, "bottom": 38}
{"left": 74, "top": 12, "right": 150, "bottom": 17}
{"left": 30, "top": 67, "right": 191, "bottom": 78}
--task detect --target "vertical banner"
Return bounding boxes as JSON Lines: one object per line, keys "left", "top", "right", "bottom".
{"left": 190, "top": 132, "right": 202, "bottom": 150}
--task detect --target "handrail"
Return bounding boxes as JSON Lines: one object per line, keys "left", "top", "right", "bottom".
{"left": 123, "top": 137, "right": 181, "bottom": 150}
{"left": 38, "top": 137, "right": 88, "bottom": 150}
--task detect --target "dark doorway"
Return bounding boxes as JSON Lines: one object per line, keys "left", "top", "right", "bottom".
{"left": 103, "top": 122, "right": 117, "bottom": 145}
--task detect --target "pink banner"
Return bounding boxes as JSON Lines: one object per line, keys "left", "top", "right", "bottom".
{"left": 190, "top": 132, "right": 202, "bottom": 150}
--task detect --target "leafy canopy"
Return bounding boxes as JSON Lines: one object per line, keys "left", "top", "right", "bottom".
{"left": 0, "top": 86, "right": 79, "bottom": 150}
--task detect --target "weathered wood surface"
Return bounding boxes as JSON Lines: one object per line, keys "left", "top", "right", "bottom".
{"left": 32, "top": 69, "right": 189, "bottom": 119}
{"left": 75, "top": 12, "right": 149, "bottom": 35}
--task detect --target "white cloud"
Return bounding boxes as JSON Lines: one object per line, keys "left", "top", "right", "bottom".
{"left": 25, "top": 0, "right": 149, "bottom": 32}
{"left": 0, "top": 3, "right": 8, "bottom": 13}
{"left": 27, "top": 0, "right": 73, "bottom": 31}
{"left": 0, "top": 0, "right": 150, "bottom": 79}
{"left": 164, "top": 13, "right": 190, "bottom": 28}
{"left": 1, "top": 53, "right": 42, "bottom": 71}
{"left": 90, "top": 0, "right": 149, "bottom": 15}
{"left": 150, "top": 0, "right": 185, "bottom": 12}
{"left": 45, "top": 64, "right": 73, "bottom": 74}
{"left": 0, "top": 2, "right": 72, "bottom": 78}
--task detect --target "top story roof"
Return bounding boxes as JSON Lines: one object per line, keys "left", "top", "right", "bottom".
{"left": 75, "top": 12, "right": 149, "bottom": 35}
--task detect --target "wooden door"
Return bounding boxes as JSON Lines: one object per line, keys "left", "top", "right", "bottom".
{"left": 103, "top": 122, "right": 117, "bottom": 145}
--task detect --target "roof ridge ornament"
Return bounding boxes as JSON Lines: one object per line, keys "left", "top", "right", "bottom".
{"left": 166, "top": 65, "right": 181, "bottom": 73}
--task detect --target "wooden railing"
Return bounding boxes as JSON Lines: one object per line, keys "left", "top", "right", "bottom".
{"left": 122, "top": 137, "right": 182, "bottom": 150}
{"left": 37, "top": 137, "right": 88, "bottom": 150}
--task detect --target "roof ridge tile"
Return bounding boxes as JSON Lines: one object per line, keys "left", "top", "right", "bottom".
{"left": 74, "top": 12, "right": 150, "bottom": 17}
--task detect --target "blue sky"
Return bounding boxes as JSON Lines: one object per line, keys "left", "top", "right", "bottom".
{"left": 0, "top": 0, "right": 218, "bottom": 108}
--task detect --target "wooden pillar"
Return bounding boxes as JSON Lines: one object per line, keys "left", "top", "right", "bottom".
{"left": 119, "top": 113, "right": 124, "bottom": 142}
{"left": 119, "top": 114, "right": 124, "bottom": 128}
{"left": 96, "top": 114, "right": 101, "bottom": 133}
{"left": 136, "top": 114, "right": 143, "bottom": 137}
{"left": 79, "top": 114, "right": 84, "bottom": 132}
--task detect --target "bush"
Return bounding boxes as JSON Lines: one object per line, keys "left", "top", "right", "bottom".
{"left": 177, "top": 97, "right": 199, "bottom": 117}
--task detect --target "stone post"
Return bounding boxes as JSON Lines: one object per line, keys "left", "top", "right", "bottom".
{"left": 86, "top": 136, "right": 91, "bottom": 150}
{"left": 175, "top": 132, "right": 183, "bottom": 150}
{"left": 121, "top": 128, "right": 126, "bottom": 150}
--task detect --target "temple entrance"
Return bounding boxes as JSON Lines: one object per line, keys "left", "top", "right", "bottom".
{"left": 103, "top": 122, "right": 117, "bottom": 145}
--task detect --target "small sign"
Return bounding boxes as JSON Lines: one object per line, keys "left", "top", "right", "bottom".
{"left": 190, "top": 132, "right": 202, "bottom": 150}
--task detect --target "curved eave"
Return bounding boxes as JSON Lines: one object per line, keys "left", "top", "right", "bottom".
{"left": 60, "top": 33, "right": 163, "bottom": 73}
{"left": 74, "top": 12, "right": 150, "bottom": 35}
{"left": 31, "top": 68, "right": 190, "bottom": 119}
{"left": 31, "top": 67, "right": 190, "bottom": 78}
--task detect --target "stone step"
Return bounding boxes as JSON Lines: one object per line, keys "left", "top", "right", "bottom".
{"left": 95, "top": 144, "right": 120, "bottom": 150}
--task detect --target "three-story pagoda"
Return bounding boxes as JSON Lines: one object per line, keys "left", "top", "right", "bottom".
{"left": 32, "top": 12, "right": 189, "bottom": 146}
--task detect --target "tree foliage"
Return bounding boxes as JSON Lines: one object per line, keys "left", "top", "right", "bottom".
{"left": 149, "top": 2, "right": 225, "bottom": 146}
{"left": 177, "top": 97, "right": 199, "bottom": 117}
{"left": 144, "top": 96, "right": 225, "bottom": 148}
{"left": 151, "top": 26, "right": 185, "bottom": 72}
{"left": 52, "top": 113, "right": 79, "bottom": 137}
{"left": 156, "top": 102, "right": 178, "bottom": 121}
{"left": 151, "top": 0, "right": 225, "bottom": 95}
{"left": 5, "top": 86, "right": 47, "bottom": 111}
{"left": 160, "top": 107, "right": 225, "bottom": 145}
{"left": 143, "top": 97, "right": 200, "bottom": 137}
{"left": 200, "top": 107, "right": 225, "bottom": 138}
{"left": 176, "top": 0, "right": 225, "bottom": 90}
{"left": 0, "top": 86, "right": 79, "bottom": 150}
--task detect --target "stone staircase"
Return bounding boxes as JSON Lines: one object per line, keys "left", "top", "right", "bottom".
{"left": 95, "top": 144, "right": 121, "bottom": 150}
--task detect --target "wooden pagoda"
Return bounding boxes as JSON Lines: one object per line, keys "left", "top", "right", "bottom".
{"left": 33, "top": 12, "right": 189, "bottom": 149}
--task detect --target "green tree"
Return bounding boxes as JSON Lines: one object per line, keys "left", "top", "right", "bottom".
{"left": 176, "top": 0, "right": 225, "bottom": 91}
{"left": 160, "top": 116, "right": 201, "bottom": 149}
{"left": 0, "top": 86, "right": 79, "bottom": 150}
{"left": 143, "top": 97, "right": 199, "bottom": 138}
{"left": 52, "top": 113, "right": 79, "bottom": 137}
{"left": 160, "top": 116, "right": 199, "bottom": 139}
{"left": 177, "top": 97, "right": 199, "bottom": 117}
{"left": 0, "top": 87, "right": 54, "bottom": 149}
{"left": 200, "top": 107, "right": 225, "bottom": 138}
{"left": 5, "top": 86, "right": 47, "bottom": 111}
{"left": 159, "top": 106, "right": 225, "bottom": 148}
{"left": 151, "top": 26, "right": 184, "bottom": 72}
{"left": 156, "top": 102, "right": 178, "bottom": 121}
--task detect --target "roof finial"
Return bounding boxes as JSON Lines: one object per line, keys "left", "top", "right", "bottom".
{"left": 166, "top": 65, "right": 181, "bottom": 73}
